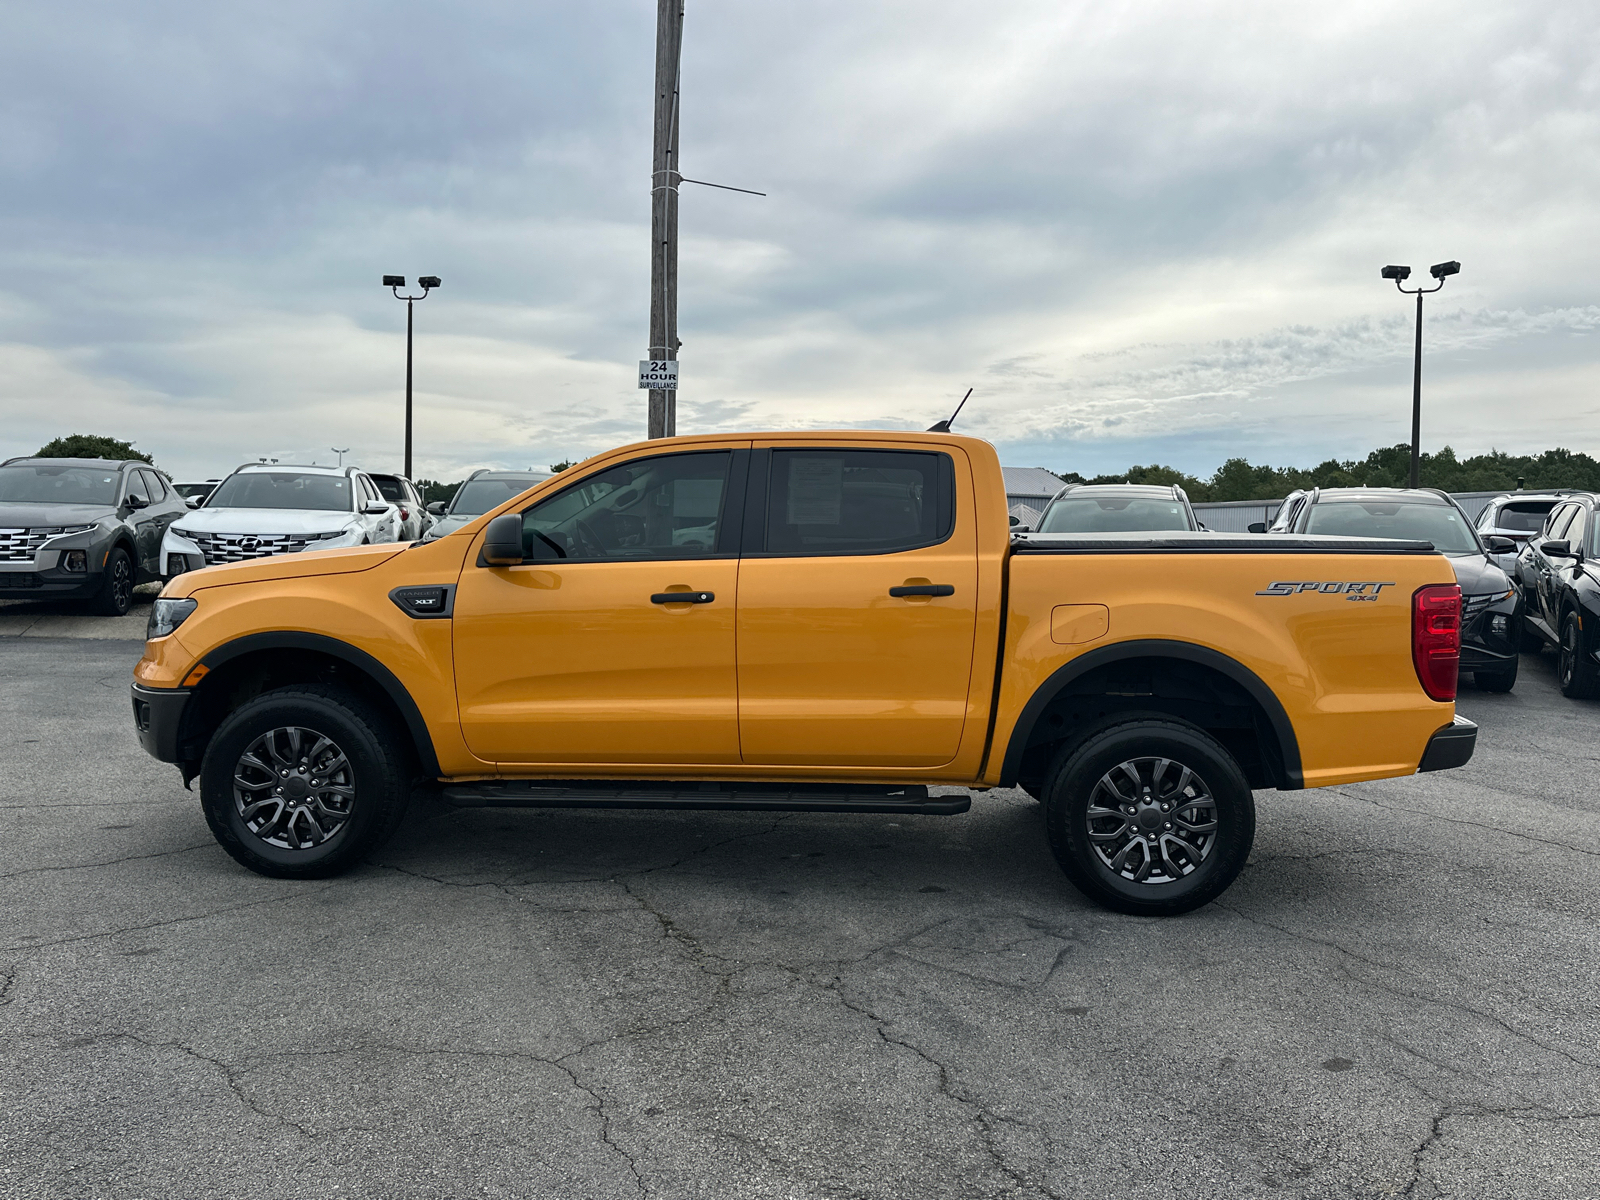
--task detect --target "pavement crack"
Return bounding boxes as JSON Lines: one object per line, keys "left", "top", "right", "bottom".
{"left": 0, "top": 884, "right": 340, "bottom": 955}
{"left": 824, "top": 978, "right": 1064, "bottom": 1200}
{"left": 0, "top": 843, "right": 212, "bottom": 880}
{"left": 1329, "top": 788, "right": 1600, "bottom": 860}
{"left": 1215, "top": 902, "right": 1600, "bottom": 1072}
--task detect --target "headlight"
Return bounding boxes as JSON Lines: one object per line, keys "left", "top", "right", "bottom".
{"left": 313, "top": 528, "right": 354, "bottom": 540}
{"left": 170, "top": 526, "right": 197, "bottom": 539}
{"left": 39, "top": 524, "right": 97, "bottom": 538}
{"left": 147, "top": 597, "right": 198, "bottom": 639}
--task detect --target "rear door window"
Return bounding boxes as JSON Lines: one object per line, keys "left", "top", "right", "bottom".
{"left": 759, "top": 449, "right": 954, "bottom": 556}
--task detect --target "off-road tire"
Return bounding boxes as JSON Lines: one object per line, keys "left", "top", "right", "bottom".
{"left": 90, "top": 547, "right": 134, "bottom": 616}
{"left": 1043, "top": 718, "right": 1255, "bottom": 916}
{"left": 200, "top": 686, "right": 411, "bottom": 878}
{"left": 1558, "top": 612, "right": 1600, "bottom": 700}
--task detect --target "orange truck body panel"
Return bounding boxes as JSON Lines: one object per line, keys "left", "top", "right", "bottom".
{"left": 138, "top": 431, "right": 1457, "bottom": 789}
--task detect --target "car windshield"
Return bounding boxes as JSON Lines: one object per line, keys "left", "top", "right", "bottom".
{"left": 1491, "top": 503, "right": 1556, "bottom": 533}
{"left": 1305, "top": 500, "right": 1480, "bottom": 554}
{"left": 0, "top": 464, "right": 120, "bottom": 505}
{"left": 172, "top": 483, "right": 214, "bottom": 500}
{"left": 372, "top": 478, "right": 407, "bottom": 501}
{"left": 1038, "top": 496, "right": 1191, "bottom": 533}
{"left": 206, "top": 472, "right": 353, "bottom": 512}
{"left": 450, "top": 478, "right": 542, "bottom": 517}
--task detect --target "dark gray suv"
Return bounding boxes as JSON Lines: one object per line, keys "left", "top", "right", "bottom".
{"left": 0, "top": 457, "right": 188, "bottom": 615}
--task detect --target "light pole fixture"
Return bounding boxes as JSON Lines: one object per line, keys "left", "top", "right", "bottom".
{"left": 384, "top": 275, "right": 441, "bottom": 479}
{"left": 331, "top": 447, "right": 350, "bottom": 466}
{"left": 1383, "top": 260, "right": 1460, "bottom": 488}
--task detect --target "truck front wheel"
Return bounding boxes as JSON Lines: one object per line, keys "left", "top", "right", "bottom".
{"left": 199, "top": 686, "right": 411, "bottom": 879}
{"left": 1042, "top": 718, "right": 1255, "bottom": 916}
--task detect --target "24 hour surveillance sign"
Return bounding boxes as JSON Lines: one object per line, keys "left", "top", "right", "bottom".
{"left": 638, "top": 360, "right": 679, "bottom": 389}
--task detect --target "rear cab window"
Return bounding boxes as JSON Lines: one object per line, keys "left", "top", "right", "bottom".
{"left": 756, "top": 449, "right": 954, "bottom": 556}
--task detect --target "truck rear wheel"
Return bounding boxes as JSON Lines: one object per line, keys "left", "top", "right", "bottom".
{"left": 1042, "top": 718, "right": 1255, "bottom": 916}
{"left": 199, "top": 686, "right": 411, "bottom": 879}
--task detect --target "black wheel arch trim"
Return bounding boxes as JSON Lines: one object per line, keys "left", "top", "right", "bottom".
{"left": 198, "top": 631, "right": 443, "bottom": 777}
{"left": 998, "top": 639, "right": 1304, "bottom": 790}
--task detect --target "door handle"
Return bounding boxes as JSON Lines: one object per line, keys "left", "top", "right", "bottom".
{"left": 889, "top": 584, "right": 955, "bottom": 598}
{"left": 651, "top": 591, "right": 715, "bottom": 605}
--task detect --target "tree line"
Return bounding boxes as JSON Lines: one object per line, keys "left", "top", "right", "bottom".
{"left": 1060, "top": 444, "right": 1600, "bottom": 503}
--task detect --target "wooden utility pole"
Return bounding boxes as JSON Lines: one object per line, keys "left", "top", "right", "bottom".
{"left": 647, "top": 0, "right": 684, "bottom": 439}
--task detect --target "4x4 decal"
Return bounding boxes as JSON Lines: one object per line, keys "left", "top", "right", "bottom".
{"left": 1256, "top": 581, "right": 1396, "bottom": 602}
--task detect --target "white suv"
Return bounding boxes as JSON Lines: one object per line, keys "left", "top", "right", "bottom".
{"left": 161, "top": 463, "right": 400, "bottom": 577}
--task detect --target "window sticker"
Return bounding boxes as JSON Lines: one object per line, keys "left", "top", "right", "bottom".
{"left": 786, "top": 457, "right": 843, "bottom": 525}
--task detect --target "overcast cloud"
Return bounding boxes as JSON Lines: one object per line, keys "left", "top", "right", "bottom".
{"left": 1, "top": 0, "right": 1596, "bottom": 480}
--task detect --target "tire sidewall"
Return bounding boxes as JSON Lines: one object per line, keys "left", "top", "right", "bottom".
{"left": 1045, "top": 721, "right": 1255, "bottom": 916}
{"left": 95, "top": 547, "right": 134, "bottom": 616}
{"left": 201, "top": 690, "right": 400, "bottom": 877}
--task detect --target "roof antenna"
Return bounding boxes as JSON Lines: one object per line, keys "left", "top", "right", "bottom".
{"left": 927, "top": 388, "right": 973, "bottom": 433}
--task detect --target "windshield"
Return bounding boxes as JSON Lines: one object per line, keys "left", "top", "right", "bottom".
{"left": 450, "top": 478, "right": 542, "bottom": 517}
{"left": 0, "top": 464, "right": 120, "bottom": 505}
{"left": 1490, "top": 503, "right": 1556, "bottom": 533}
{"left": 206, "top": 472, "right": 354, "bottom": 512}
{"left": 1305, "top": 500, "right": 1481, "bottom": 554}
{"left": 1038, "top": 495, "right": 1191, "bottom": 533}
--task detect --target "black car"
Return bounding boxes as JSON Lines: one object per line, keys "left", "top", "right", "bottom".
{"left": 1263, "top": 487, "right": 1522, "bottom": 692}
{"left": 1474, "top": 492, "right": 1575, "bottom": 579}
{"left": 1027, "top": 483, "right": 1201, "bottom": 534}
{"left": 1515, "top": 492, "right": 1600, "bottom": 698}
{"left": 0, "top": 457, "right": 188, "bottom": 615}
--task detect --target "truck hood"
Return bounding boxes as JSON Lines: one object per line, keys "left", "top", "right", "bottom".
{"left": 166, "top": 542, "right": 407, "bottom": 595}
{"left": 1447, "top": 552, "right": 1511, "bottom": 596}
{"left": 172, "top": 507, "right": 359, "bottom": 535}
{"left": 0, "top": 502, "right": 114, "bottom": 528}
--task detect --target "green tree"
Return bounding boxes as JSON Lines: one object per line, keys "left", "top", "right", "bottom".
{"left": 549, "top": 460, "right": 575, "bottom": 473}
{"left": 416, "top": 478, "right": 461, "bottom": 505}
{"left": 36, "top": 434, "right": 152, "bottom": 464}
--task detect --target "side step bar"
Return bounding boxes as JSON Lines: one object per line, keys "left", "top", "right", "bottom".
{"left": 440, "top": 780, "right": 971, "bottom": 816}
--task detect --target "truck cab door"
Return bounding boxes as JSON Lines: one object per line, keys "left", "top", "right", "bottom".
{"left": 734, "top": 443, "right": 979, "bottom": 768}
{"left": 453, "top": 446, "right": 747, "bottom": 766}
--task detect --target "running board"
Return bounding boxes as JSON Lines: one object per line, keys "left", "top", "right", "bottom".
{"left": 441, "top": 780, "right": 971, "bottom": 815}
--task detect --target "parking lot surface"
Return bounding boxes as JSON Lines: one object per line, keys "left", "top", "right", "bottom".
{"left": 2, "top": 633, "right": 1597, "bottom": 1200}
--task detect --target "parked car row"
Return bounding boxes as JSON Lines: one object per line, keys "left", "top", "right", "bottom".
{"left": 0, "top": 454, "right": 553, "bottom": 617}
{"left": 1015, "top": 479, "right": 1599, "bottom": 701}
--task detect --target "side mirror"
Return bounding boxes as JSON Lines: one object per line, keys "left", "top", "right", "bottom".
{"left": 1543, "top": 539, "right": 1577, "bottom": 559}
{"left": 426, "top": 500, "right": 447, "bottom": 515}
{"left": 1008, "top": 514, "right": 1019, "bottom": 527}
{"left": 362, "top": 501, "right": 390, "bottom": 515}
{"left": 1247, "top": 522, "right": 1267, "bottom": 534}
{"left": 479, "top": 513, "right": 525, "bottom": 566}
{"left": 124, "top": 494, "right": 149, "bottom": 510}
{"left": 184, "top": 496, "right": 200, "bottom": 509}
{"left": 1485, "top": 535, "right": 1516, "bottom": 555}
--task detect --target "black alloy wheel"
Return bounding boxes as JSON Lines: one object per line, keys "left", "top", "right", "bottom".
{"left": 1558, "top": 612, "right": 1600, "bottom": 700}
{"left": 1043, "top": 718, "right": 1255, "bottom": 916}
{"left": 90, "top": 547, "right": 134, "bottom": 616}
{"left": 200, "top": 685, "right": 411, "bottom": 877}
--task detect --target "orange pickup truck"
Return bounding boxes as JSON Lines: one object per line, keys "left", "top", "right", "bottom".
{"left": 132, "top": 431, "right": 1475, "bottom": 915}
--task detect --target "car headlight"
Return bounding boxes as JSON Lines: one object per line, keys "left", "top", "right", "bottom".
{"left": 40, "top": 524, "right": 97, "bottom": 539}
{"left": 147, "top": 597, "right": 198, "bottom": 639}
{"left": 169, "top": 526, "right": 197, "bottom": 539}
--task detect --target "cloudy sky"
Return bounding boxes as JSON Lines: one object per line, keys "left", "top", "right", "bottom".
{"left": 2, "top": 0, "right": 1596, "bottom": 481}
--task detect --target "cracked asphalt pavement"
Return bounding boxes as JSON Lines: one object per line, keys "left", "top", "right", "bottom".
{"left": 2, "top": 637, "right": 1598, "bottom": 1199}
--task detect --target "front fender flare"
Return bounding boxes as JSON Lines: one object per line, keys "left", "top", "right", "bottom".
{"left": 198, "top": 631, "right": 443, "bottom": 777}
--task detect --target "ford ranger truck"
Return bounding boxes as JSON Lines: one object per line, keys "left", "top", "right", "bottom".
{"left": 131, "top": 432, "right": 1476, "bottom": 916}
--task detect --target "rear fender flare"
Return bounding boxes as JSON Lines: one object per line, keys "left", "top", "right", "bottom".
{"left": 997, "top": 639, "right": 1304, "bottom": 790}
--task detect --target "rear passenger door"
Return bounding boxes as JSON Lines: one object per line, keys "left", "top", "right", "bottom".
{"left": 734, "top": 443, "right": 979, "bottom": 768}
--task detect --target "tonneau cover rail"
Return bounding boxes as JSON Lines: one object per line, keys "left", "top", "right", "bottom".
{"left": 1012, "top": 533, "right": 1437, "bottom": 554}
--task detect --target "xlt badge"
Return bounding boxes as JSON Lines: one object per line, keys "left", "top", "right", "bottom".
{"left": 1256, "top": 581, "right": 1395, "bottom": 602}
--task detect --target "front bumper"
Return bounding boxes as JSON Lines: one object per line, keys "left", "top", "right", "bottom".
{"left": 0, "top": 532, "right": 112, "bottom": 598}
{"left": 132, "top": 683, "right": 191, "bottom": 763}
{"left": 1419, "top": 715, "right": 1477, "bottom": 773}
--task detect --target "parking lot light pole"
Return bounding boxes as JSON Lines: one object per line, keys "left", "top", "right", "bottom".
{"left": 1382, "top": 261, "right": 1459, "bottom": 489}
{"left": 383, "top": 275, "right": 441, "bottom": 479}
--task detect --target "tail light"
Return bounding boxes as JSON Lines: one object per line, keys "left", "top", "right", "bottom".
{"left": 400, "top": 507, "right": 410, "bottom": 521}
{"left": 1413, "top": 584, "right": 1462, "bottom": 701}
